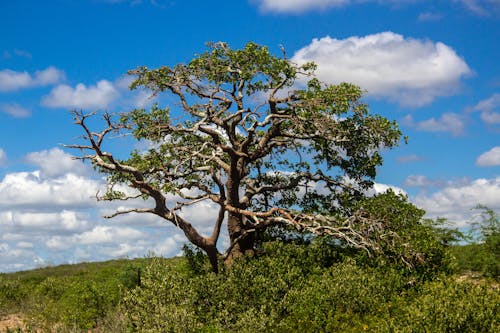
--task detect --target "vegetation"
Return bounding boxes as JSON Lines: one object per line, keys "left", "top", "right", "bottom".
{"left": 451, "top": 206, "right": 500, "bottom": 279}
{"left": 1, "top": 234, "right": 498, "bottom": 332}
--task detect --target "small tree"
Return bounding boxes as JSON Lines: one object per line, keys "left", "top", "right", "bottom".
{"left": 70, "top": 42, "right": 403, "bottom": 272}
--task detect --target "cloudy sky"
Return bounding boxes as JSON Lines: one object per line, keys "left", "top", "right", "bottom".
{"left": 1, "top": 0, "right": 499, "bottom": 272}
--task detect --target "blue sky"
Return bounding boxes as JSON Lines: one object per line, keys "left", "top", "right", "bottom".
{"left": 0, "top": 0, "right": 499, "bottom": 272}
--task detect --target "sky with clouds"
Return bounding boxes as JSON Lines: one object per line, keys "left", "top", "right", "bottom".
{"left": 0, "top": 0, "right": 499, "bottom": 272}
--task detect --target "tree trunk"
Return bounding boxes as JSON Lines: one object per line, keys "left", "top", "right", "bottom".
{"left": 225, "top": 212, "right": 256, "bottom": 266}
{"left": 205, "top": 246, "right": 219, "bottom": 274}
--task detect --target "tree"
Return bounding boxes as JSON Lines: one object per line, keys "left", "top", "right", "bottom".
{"left": 69, "top": 42, "right": 402, "bottom": 273}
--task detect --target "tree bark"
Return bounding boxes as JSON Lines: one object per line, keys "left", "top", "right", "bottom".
{"left": 205, "top": 245, "right": 219, "bottom": 274}
{"left": 225, "top": 212, "right": 256, "bottom": 266}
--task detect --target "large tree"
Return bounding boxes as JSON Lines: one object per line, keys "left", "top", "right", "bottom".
{"left": 70, "top": 42, "right": 402, "bottom": 273}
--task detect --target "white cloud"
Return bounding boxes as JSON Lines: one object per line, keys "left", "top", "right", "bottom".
{"left": 0, "top": 171, "right": 99, "bottom": 209}
{"left": 0, "top": 67, "right": 65, "bottom": 92}
{"left": 476, "top": 146, "right": 500, "bottom": 166}
{"left": 75, "top": 225, "right": 145, "bottom": 244}
{"left": 404, "top": 175, "right": 444, "bottom": 188}
{"left": 25, "top": 147, "right": 89, "bottom": 178}
{"left": 0, "top": 103, "right": 31, "bottom": 118}
{"left": 472, "top": 93, "right": 500, "bottom": 126}
{"left": 254, "top": 0, "right": 414, "bottom": 13}
{"left": 291, "top": 32, "right": 472, "bottom": 107}
{"left": 481, "top": 111, "right": 500, "bottom": 125}
{"left": 402, "top": 113, "right": 465, "bottom": 136}
{"left": 455, "top": 0, "right": 500, "bottom": 16}
{"left": 256, "top": 0, "right": 351, "bottom": 13}
{"left": 396, "top": 154, "right": 424, "bottom": 164}
{"left": 367, "top": 182, "right": 406, "bottom": 196}
{"left": 41, "top": 80, "right": 119, "bottom": 109}
{"left": 0, "top": 210, "right": 90, "bottom": 233}
{"left": 0, "top": 148, "right": 6, "bottom": 167}
{"left": 413, "top": 177, "right": 500, "bottom": 227}
{"left": 254, "top": 0, "right": 500, "bottom": 15}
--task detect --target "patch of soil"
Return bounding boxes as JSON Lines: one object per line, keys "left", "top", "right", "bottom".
{"left": 0, "top": 313, "right": 25, "bottom": 332}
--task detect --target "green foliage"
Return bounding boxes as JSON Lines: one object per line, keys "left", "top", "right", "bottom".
{"left": 452, "top": 206, "right": 499, "bottom": 279}
{"left": 2, "top": 253, "right": 498, "bottom": 332}
{"left": 0, "top": 259, "right": 149, "bottom": 331}
{"left": 475, "top": 206, "right": 500, "bottom": 278}
{"left": 122, "top": 243, "right": 499, "bottom": 332}
{"left": 182, "top": 243, "right": 211, "bottom": 276}
{"left": 350, "top": 191, "right": 456, "bottom": 277}
{"left": 386, "top": 278, "right": 499, "bottom": 332}
{"left": 122, "top": 257, "right": 202, "bottom": 333}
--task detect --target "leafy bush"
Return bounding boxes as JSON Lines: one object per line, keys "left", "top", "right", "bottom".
{"left": 356, "top": 191, "right": 457, "bottom": 278}
{"left": 452, "top": 206, "right": 499, "bottom": 279}
{"left": 123, "top": 257, "right": 202, "bottom": 332}
{"left": 386, "top": 278, "right": 499, "bottom": 332}
{"left": 123, "top": 241, "right": 499, "bottom": 332}
{"left": 123, "top": 243, "right": 410, "bottom": 332}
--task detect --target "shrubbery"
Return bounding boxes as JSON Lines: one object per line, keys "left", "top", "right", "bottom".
{"left": 452, "top": 206, "right": 499, "bottom": 279}
{"left": 122, "top": 241, "right": 499, "bottom": 332}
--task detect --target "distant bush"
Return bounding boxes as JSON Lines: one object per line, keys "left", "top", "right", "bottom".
{"left": 452, "top": 206, "right": 499, "bottom": 279}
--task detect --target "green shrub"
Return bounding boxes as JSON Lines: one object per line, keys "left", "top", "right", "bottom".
{"left": 277, "top": 261, "right": 406, "bottom": 332}
{"left": 357, "top": 191, "right": 457, "bottom": 279}
{"left": 453, "top": 206, "right": 499, "bottom": 279}
{"left": 122, "top": 257, "right": 202, "bottom": 332}
{"left": 387, "top": 278, "right": 499, "bottom": 332}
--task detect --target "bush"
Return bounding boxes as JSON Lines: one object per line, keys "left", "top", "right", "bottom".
{"left": 123, "top": 243, "right": 411, "bottom": 332}
{"left": 386, "top": 278, "right": 499, "bottom": 332}
{"left": 357, "top": 191, "right": 456, "bottom": 279}
{"left": 453, "top": 206, "right": 500, "bottom": 279}
{"left": 122, "top": 257, "right": 202, "bottom": 332}
{"left": 277, "top": 261, "right": 406, "bottom": 332}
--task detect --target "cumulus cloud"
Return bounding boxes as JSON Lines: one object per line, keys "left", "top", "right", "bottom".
{"left": 0, "top": 171, "right": 99, "bottom": 209}
{"left": 471, "top": 93, "right": 500, "bottom": 126}
{"left": 367, "top": 182, "right": 406, "bottom": 196}
{"left": 0, "top": 210, "right": 90, "bottom": 233}
{"left": 0, "top": 67, "right": 65, "bottom": 92}
{"left": 0, "top": 147, "right": 98, "bottom": 209}
{"left": 413, "top": 177, "right": 500, "bottom": 226}
{"left": 25, "top": 147, "right": 89, "bottom": 178}
{"left": 402, "top": 113, "right": 465, "bottom": 136}
{"left": 255, "top": 0, "right": 352, "bottom": 13}
{"left": 254, "top": 0, "right": 413, "bottom": 13}
{"left": 291, "top": 32, "right": 472, "bottom": 107}
{"left": 41, "top": 80, "right": 119, "bottom": 109}
{"left": 476, "top": 146, "right": 500, "bottom": 166}
{"left": 0, "top": 103, "right": 31, "bottom": 118}
{"left": 74, "top": 225, "right": 145, "bottom": 244}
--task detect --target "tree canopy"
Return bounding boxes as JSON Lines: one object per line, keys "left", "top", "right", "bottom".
{"left": 70, "top": 42, "right": 403, "bottom": 272}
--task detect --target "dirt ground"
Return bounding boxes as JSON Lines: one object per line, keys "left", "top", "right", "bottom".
{"left": 0, "top": 313, "right": 24, "bottom": 332}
